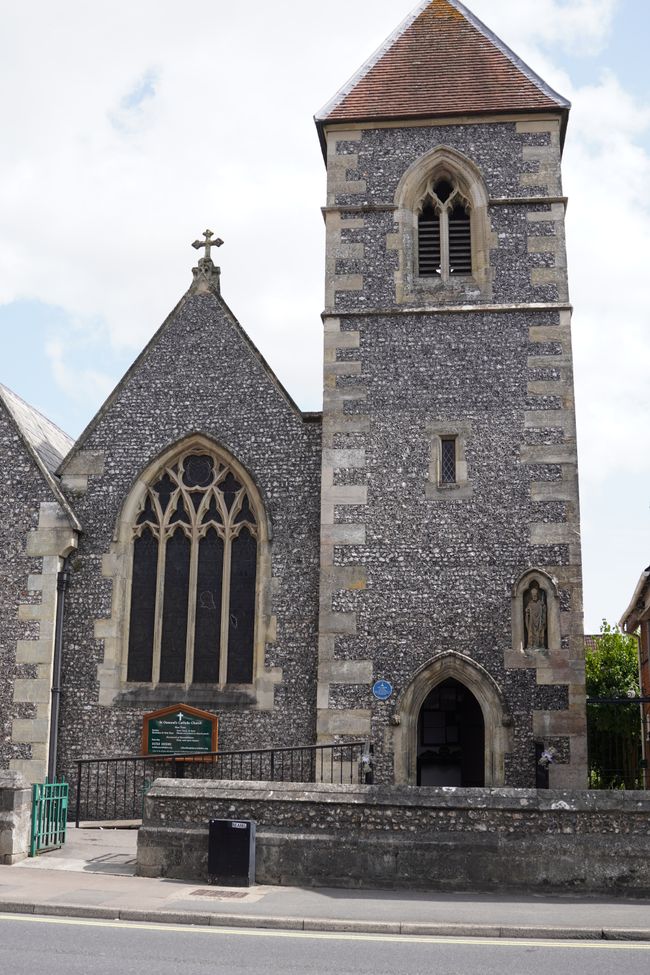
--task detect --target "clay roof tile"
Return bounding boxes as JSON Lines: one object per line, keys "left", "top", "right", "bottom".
{"left": 316, "top": 0, "right": 569, "bottom": 133}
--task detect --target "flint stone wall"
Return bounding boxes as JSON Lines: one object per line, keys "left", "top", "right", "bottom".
{"left": 319, "top": 113, "right": 584, "bottom": 787}
{"left": 331, "top": 308, "right": 577, "bottom": 785}
{"left": 55, "top": 291, "right": 322, "bottom": 788}
{"left": 0, "top": 771, "right": 31, "bottom": 864}
{"left": 138, "top": 779, "right": 650, "bottom": 894}
{"left": 0, "top": 403, "right": 55, "bottom": 772}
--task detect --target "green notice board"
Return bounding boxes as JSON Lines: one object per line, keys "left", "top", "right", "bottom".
{"left": 142, "top": 704, "right": 218, "bottom": 756}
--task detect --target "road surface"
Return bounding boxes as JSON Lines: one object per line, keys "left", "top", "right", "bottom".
{"left": 1, "top": 913, "right": 649, "bottom": 975}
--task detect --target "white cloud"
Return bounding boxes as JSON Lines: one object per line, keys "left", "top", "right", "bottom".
{"left": 0, "top": 2, "right": 356, "bottom": 408}
{"left": 471, "top": 0, "right": 650, "bottom": 489}
{"left": 45, "top": 337, "right": 115, "bottom": 406}
{"left": 562, "top": 72, "right": 650, "bottom": 486}
{"left": 109, "top": 69, "right": 160, "bottom": 134}
{"left": 470, "top": 0, "right": 619, "bottom": 57}
{"left": 0, "top": 0, "right": 646, "bottom": 627}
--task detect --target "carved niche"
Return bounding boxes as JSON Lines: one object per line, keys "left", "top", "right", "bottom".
{"left": 512, "top": 569, "right": 560, "bottom": 653}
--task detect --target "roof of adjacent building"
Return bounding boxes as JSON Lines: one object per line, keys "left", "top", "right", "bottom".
{"left": 0, "top": 384, "right": 73, "bottom": 475}
{"left": 316, "top": 0, "right": 569, "bottom": 134}
{"left": 0, "top": 383, "right": 80, "bottom": 530}
{"left": 620, "top": 565, "right": 650, "bottom": 632}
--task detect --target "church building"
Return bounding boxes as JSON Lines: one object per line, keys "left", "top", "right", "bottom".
{"left": 0, "top": 0, "right": 586, "bottom": 792}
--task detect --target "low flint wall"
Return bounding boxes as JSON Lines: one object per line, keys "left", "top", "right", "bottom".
{"left": 0, "top": 771, "right": 31, "bottom": 865}
{"left": 137, "top": 779, "right": 650, "bottom": 894}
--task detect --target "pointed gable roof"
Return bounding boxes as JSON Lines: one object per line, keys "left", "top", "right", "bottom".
{"left": 59, "top": 284, "right": 320, "bottom": 476}
{"left": 316, "top": 0, "right": 569, "bottom": 137}
{"left": 0, "top": 383, "right": 80, "bottom": 530}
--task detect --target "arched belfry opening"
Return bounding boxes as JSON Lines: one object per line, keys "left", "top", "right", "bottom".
{"left": 417, "top": 678, "right": 485, "bottom": 786}
{"left": 392, "top": 651, "right": 512, "bottom": 787}
{"left": 391, "top": 144, "right": 491, "bottom": 302}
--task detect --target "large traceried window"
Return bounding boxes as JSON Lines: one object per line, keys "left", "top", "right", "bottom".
{"left": 127, "top": 449, "right": 259, "bottom": 686}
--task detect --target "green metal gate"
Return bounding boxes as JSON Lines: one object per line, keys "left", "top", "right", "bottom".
{"left": 30, "top": 779, "right": 68, "bottom": 856}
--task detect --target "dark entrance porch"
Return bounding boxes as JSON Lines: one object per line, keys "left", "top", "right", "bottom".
{"left": 417, "top": 678, "right": 485, "bottom": 786}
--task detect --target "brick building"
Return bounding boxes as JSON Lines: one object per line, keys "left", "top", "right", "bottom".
{"left": 0, "top": 1, "right": 586, "bottom": 790}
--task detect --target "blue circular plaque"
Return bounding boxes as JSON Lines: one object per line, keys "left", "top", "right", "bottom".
{"left": 372, "top": 679, "right": 393, "bottom": 701}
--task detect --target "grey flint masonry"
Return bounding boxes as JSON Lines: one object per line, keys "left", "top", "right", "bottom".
{"left": 1, "top": 1, "right": 586, "bottom": 799}
{"left": 138, "top": 780, "right": 650, "bottom": 894}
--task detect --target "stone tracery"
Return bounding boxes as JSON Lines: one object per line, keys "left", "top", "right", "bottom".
{"left": 417, "top": 175, "right": 472, "bottom": 280}
{"left": 127, "top": 448, "right": 258, "bottom": 687}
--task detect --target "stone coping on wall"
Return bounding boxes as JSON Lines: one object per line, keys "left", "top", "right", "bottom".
{"left": 144, "top": 778, "right": 650, "bottom": 820}
{"left": 139, "top": 779, "right": 650, "bottom": 893}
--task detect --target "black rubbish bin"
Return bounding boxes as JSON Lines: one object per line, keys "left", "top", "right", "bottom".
{"left": 208, "top": 818, "right": 256, "bottom": 886}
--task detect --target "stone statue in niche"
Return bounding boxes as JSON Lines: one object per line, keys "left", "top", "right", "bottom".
{"left": 524, "top": 585, "right": 547, "bottom": 649}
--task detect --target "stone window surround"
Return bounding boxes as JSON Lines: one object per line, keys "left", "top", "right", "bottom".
{"left": 392, "top": 145, "right": 492, "bottom": 304}
{"left": 511, "top": 567, "right": 561, "bottom": 654}
{"left": 96, "top": 435, "right": 280, "bottom": 711}
{"left": 390, "top": 650, "right": 513, "bottom": 787}
{"left": 425, "top": 420, "right": 473, "bottom": 500}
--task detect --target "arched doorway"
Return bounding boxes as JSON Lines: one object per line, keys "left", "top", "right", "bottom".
{"left": 391, "top": 651, "right": 512, "bottom": 786}
{"left": 416, "top": 678, "right": 485, "bottom": 786}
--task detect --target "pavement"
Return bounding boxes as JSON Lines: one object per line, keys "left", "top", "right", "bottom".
{"left": 1, "top": 827, "right": 649, "bottom": 941}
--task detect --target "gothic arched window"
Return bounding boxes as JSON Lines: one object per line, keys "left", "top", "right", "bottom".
{"left": 417, "top": 176, "right": 472, "bottom": 281}
{"left": 126, "top": 449, "right": 259, "bottom": 686}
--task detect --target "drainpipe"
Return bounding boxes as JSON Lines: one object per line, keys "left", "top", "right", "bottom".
{"left": 47, "top": 562, "right": 70, "bottom": 782}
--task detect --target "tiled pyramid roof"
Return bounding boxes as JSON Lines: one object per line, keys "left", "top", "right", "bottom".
{"left": 316, "top": 0, "right": 569, "bottom": 129}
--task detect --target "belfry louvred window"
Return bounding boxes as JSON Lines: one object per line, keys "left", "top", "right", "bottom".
{"left": 417, "top": 177, "right": 472, "bottom": 281}
{"left": 127, "top": 450, "right": 258, "bottom": 685}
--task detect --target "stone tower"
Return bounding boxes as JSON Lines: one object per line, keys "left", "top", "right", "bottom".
{"left": 315, "top": 0, "right": 586, "bottom": 787}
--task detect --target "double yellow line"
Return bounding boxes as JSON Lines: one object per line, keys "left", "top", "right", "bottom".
{"left": 1, "top": 913, "right": 649, "bottom": 951}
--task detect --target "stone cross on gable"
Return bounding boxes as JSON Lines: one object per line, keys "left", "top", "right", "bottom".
{"left": 190, "top": 229, "right": 224, "bottom": 294}
{"left": 192, "top": 229, "right": 224, "bottom": 261}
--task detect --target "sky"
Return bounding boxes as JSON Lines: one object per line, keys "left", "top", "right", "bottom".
{"left": 0, "top": 0, "right": 648, "bottom": 632}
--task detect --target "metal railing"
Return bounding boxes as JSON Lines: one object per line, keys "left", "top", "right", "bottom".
{"left": 587, "top": 696, "right": 647, "bottom": 790}
{"left": 30, "top": 779, "right": 68, "bottom": 856}
{"left": 74, "top": 741, "right": 371, "bottom": 826}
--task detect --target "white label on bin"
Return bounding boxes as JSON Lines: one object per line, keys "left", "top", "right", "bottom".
{"left": 231, "top": 821, "right": 248, "bottom": 829}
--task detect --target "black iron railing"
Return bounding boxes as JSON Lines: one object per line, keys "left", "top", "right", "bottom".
{"left": 587, "top": 696, "right": 647, "bottom": 790}
{"left": 74, "top": 741, "right": 371, "bottom": 826}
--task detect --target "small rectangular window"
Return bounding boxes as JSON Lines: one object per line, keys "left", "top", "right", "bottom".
{"left": 440, "top": 437, "right": 456, "bottom": 484}
{"left": 426, "top": 423, "right": 472, "bottom": 501}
